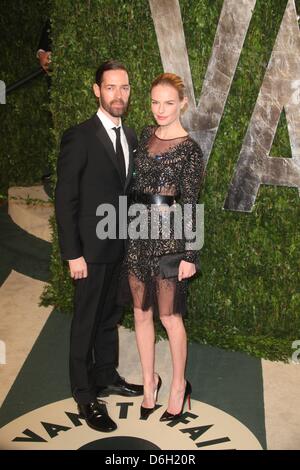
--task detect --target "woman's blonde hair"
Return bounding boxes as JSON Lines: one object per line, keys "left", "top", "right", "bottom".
{"left": 151, "top": 73, "right": 187, "bottom": 106}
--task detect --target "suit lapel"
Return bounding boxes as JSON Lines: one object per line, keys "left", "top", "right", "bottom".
{"left": 123, "top": 126, "right": 134, "bottom": 193}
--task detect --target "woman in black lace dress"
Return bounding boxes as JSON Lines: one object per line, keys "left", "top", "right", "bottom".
{"left": 119, "top": 73, "right": 205, "bottom": 421}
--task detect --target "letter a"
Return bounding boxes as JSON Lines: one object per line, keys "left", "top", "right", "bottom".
{"left": 224, "top": 0, "right": 300, "bottom": 212}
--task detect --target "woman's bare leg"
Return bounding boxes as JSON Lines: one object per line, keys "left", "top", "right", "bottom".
{"left": 129, "top": 275, "right": 158, "bottom": 408}
{"left": 158, "top": 279, "right": 187, "bottom": 414}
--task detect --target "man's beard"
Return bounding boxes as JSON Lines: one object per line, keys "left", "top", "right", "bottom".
{"left": 100, "top": 96, "right": 128, "bottom": 117}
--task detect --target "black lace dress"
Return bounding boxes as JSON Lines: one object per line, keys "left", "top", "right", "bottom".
{"left": 117, "top": 125, "right": 205, "bottom": 317}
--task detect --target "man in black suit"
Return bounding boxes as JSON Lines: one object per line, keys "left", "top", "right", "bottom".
{"left": 55, "top": 60, "right": 142, "bottom": 432}
{"left": 36, "top": 19, "right": 51, "bottom": 74}
{"left": 36, "top": 19, "right": 52, "bottom": 188}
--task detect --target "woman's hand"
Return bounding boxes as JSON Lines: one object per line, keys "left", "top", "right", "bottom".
{"left": 178, "top": 260, "right": 196, "bottom": 281}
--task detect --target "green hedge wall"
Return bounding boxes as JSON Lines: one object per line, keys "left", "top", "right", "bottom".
{"left": 0, "top": 0, "right": 51, "bottom": 195}
{"left": 42, "top": 0, "right": 300, "bottom": 360}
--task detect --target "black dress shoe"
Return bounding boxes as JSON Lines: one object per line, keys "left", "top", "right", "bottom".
{"left": 97, "top": 377, "right": 143, "bottom": 397}
{"left": 78, "top": 401, "right": 117, "bottom": 432}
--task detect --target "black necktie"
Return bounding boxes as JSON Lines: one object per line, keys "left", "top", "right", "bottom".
{"left": 113, "top": 127, "right": 126, "bottom": 182}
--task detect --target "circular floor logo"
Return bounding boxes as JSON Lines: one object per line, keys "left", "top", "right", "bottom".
{"left": 0, "top": 397, "right": 262, "bottom": 450}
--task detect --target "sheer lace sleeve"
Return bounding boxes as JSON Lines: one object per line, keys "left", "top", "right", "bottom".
{"left": 180, "top": 140, "right": 205, "bottom": 263}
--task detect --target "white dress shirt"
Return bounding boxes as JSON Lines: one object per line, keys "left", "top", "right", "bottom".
{"left": 97, "top": 108, "right": 129, "bottom": 176}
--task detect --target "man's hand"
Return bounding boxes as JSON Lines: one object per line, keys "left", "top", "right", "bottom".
{"left": 68, "top": 257, "right": 88, "bottom": 280}
{"left": 38, "top": 50, "right": 51, "bottom": 73}
{"left": 178, "top": 260, "right": 196, "bottom": 281}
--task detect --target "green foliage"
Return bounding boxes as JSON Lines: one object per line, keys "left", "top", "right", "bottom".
{"left": 270, "top": 110, "right": 292, "bottom": 157}
{"left": 43, "top": 0, "right": 300, "bottom": 361}
{"left": 0, "top": 0, "right": 51, "bottom": 195}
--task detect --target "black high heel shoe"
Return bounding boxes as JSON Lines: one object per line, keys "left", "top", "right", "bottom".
{"left": 140, "top": 374, "right": 162, "bottom": 420}
{"left": 159, "top": 380, "right": 192, "bottom": 422}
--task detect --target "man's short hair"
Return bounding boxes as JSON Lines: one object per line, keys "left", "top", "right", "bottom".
{"left": 95, "top": 60, "right": 128, "bottom": 86}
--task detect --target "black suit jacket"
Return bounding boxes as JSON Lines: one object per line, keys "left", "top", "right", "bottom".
{"left": 38, "top": 19, "right": 52, "bottom": 52}
{"left": 55, "top": 114, "right": 138, "bottom": 263}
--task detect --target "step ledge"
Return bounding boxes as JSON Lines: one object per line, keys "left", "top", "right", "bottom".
{"left": 8, "top": 185, "right": 53, "bottom": 242}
